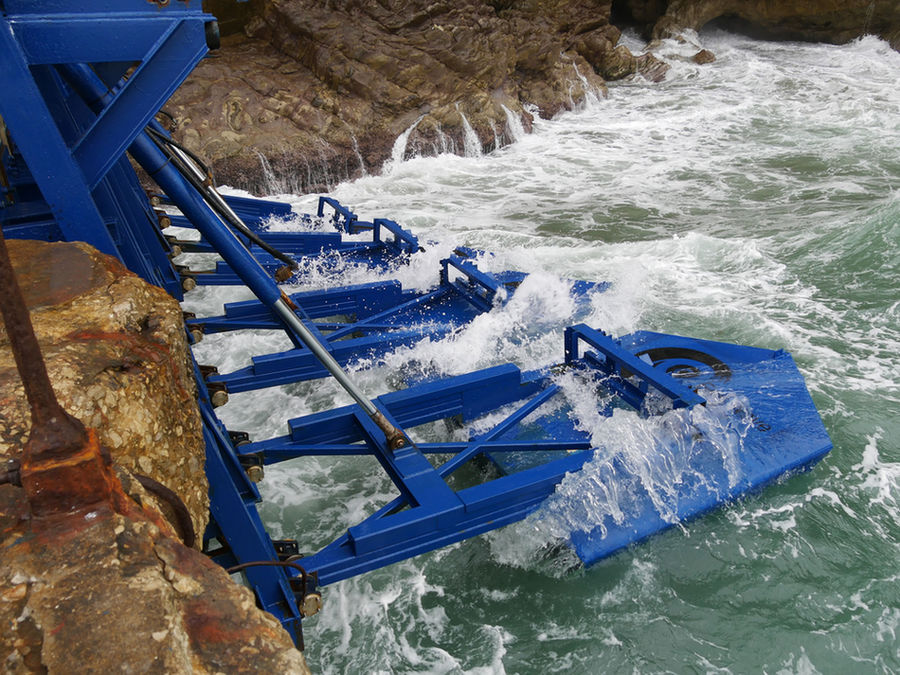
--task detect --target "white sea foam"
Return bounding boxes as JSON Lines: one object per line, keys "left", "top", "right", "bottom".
{"left": 193, "top": 31, "right": 900, "bottom": 673}
{"left": 488, "top": 384, "right": 753, "bottom": 571}
{"left": 853, "top": 430, "right": 900, "bottom": 521}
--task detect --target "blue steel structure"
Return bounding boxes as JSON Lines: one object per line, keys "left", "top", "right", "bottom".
{"left": 0, "top": 1, "right": 832, "bottom": 650}
{"left": 169, "top": 198, "right": 428, "bottom": 285}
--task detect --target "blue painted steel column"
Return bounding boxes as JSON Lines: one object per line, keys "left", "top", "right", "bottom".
{"left": 0, "top": 19, "right": 118, "bottom": 256}
{"left": 57, "top": 63, "right": 282, "bottom": 307}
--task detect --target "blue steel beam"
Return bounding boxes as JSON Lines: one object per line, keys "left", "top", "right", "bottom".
{"left": 306, "top": 450, "right": 592, "bottom": 585}
{"left": 11, "top": 16, "right": 196, "bottom": 64}
{"left": 201, "top": 259, "right": 530, "bottom": 391}
{"left": 171, "top": 204, "right": 423, "bottom": 286}
{"left": 0, "top": 21, "right": 117, "bottom": 255}
{"left": 190, "top": 281, "right": 415, "bottom": 333}
{"left": 564, "top": 324, "right": 706, "bottom": 409}
{"left": 167, "top": 219, "right": 345, "bottom": 256}
{"left": 154, "top": 192, "right": 293, "bottom": 228}
{"left": 266, "top": 370, "right": 593, "bottom": 585}
{"left": 195, "top": 364, "right": 304, "bottom": 644}
{"left": 210, "top": 330, "right": 433, "bottom": 392}
{"left": 241, "top": 439, "right": 594, "bottom": 462}
{"left": 73, "top": 20, "right": 211, "bottom": 189}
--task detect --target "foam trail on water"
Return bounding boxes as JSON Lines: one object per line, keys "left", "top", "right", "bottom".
{"left": 853, "top": 429, "right": 900, "bottom": 525}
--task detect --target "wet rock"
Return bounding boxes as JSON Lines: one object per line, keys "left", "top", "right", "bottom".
{"left": 614, "top": 0, "right": 900, "bottom": 49}
{"left": 692, "top": 48, "right": 716, "bottom": 64}
{"left": 166, "top": 0, "right": 666, "bottom": 193}
{"left": 0, "top": 486, "right": 309, "bottom": 673}
{"left": 0, "top": 240, "right": 207, "bottom": 545}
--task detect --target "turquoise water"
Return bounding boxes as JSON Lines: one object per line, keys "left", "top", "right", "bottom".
{"left": 192, "top": 29, "right": 899, "bottom": 673}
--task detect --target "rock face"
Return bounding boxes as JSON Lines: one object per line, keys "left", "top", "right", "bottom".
{"left": 0, "top": 240, "right": 207, "bottom": 542}
{"left": 0, "top": 483, "right": 309, "bottom": 673}
{"left": 168, "top": 0, "right": 898, "bottom": 194}
{"left": 617, "top": 0, "right": 900, "bottom": 47}
{"left": 0, "top": 239, "right": 309, "bottom": 673}
{"left": 167, "top": 0, "right": 666, "bottom": 193}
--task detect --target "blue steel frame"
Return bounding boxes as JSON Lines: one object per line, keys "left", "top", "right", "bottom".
{"left": 0, "top": 1, "right": 214, "bottom": 298}
{"left": 198, "top": 254, "right": 531, "bottom": 392}
{"left": 0, "top": 2, "right": 832, "bottom": 650}
{"left": 232, "top": 325, "right": 709, "bottom": 585}
{"left": 168, "top": 197, "right": 424, "bottom": 286}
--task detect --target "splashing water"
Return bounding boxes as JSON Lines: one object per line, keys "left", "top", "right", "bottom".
{"left": 489, "top": 377, "right": 753, "bottom": 573}
{"left": 205, "top": 29, "right": 900, "bottom": 674}
{"left": 501, "top": 104, "right": 527, "bottom": 144}
{"left": 457, "top": 103, "right": 484, "bottom": 158}
{"left": 384, "top": 114, "right": 424, "bottom": 173}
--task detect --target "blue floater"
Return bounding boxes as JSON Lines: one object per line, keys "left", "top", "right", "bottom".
{"left": 488, "top": 327, "right": 832, "bottom": 565}
{"left": 248, "top": 324, "right": 831, "bottom": 583}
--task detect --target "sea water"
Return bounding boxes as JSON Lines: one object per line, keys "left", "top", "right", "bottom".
{"left": 186, "top": 28, "right": 899, "bottom": 673}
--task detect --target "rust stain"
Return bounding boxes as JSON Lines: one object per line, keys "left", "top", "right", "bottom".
{"left": 184, "top": 597, "right": 246, "bottom": 646}
{"left": 6, "top": 241, "right": 100, "bottom": 309}
{"left": 0, "top": 229, "right": 178, "bottom": 536}
{"left": 64, "top": 330, "right": 193, "bottom": 402}
{"left": 183, "top": 596, "right": 282, "bottom": 650}
{"left": 20, "top": 426, "right": 115, "bottom": 517}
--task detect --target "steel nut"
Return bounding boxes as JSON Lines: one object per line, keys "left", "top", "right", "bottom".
{"left": 300, "top": 592, "right": 323, "bottom": 618}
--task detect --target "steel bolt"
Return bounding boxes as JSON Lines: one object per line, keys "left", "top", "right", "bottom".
{"left": 182, "top": 277, "right": 196, "bottom": 292}
{"left": 300, "top": 591, "right": 323, "bottom": 618}
{"left": 245, "top": 465, "right": 264, "bottom": 483}
{"left": 210, "top": 390, "right": 228, "bottom": 407}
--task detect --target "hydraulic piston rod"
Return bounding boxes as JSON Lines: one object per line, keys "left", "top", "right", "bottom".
{"left": 271, "top": 298, "right": 407, "bottom": 450}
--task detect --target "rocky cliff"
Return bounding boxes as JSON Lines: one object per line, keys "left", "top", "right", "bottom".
{"left": 167, "top": 0, "right": 899, "bottom": 193}
{"left": 617, "top": 0, "right": 900, "bottom": 46}
{"left": 167, "top": 0, "right": 667, "bottom": 193}
{"left": 0, "top": 240, "right": 309, "bottom": 673}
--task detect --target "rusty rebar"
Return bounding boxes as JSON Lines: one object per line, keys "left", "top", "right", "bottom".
{"left": 0, "top": 231, "right": 77, "bottom": 431}
{"left": 134, "top": 473, "right": 196, "bottom": 547}
{"left": 0, "top": 230, "right": 114, "bottom": 514}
